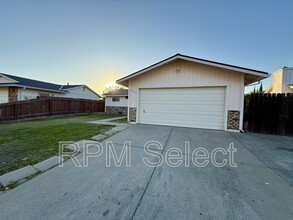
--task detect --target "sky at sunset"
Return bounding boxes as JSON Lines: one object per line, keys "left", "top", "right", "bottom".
{"left": 0, "top": 0, "right": 292, "bottom": 94}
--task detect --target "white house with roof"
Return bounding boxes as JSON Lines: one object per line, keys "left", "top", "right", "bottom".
{"left": 103, "top": 89, "right": 128, "bottom": 115}
{"left": 117, "top": 53, "right": 268, "bottom": 131}
{"left": 59, "top": 85, "right": 101, "bottom": 100}
{"left": 265, "top": 67, "right": 293, "bottom": 94}
{"left": 0, "top": 73, "right": 101, "bottom": 104}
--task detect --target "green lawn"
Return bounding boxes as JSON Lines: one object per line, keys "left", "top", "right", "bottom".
{"left": 0, "top": 113, "right": 116, "bottom": 176}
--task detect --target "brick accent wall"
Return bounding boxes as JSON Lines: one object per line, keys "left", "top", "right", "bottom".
{"left": 8, "top": 87, "right": 18, "bottom": 102}
{"left": 227, "top": 110, "right": 240, "bottom": 130}
{"left": 105, "top": 106, "right": 127, "bottom": 115}
{"left": 129, "top": 107, "right": 137, "bottom": 122}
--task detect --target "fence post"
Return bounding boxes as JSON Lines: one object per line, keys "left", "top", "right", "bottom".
{"left": 14, "top": 103, "right": 17, "bottom": 120}
{"left": 48, "top": 99, "right": 51, "bottom": 116}
{"left": 286, "top": 93, "right": 293, "bottom": 135}
{"left": 0, "top": 98, "right": 105, "bottom": 121}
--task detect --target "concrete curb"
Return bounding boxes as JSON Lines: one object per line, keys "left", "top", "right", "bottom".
{"left": 0, "top": 166, "right": 38, "bottom": 187}
{"left": 65, "top": 140, "right": 99, "bottom": 152}
{"left": 111, "top": 126, "right": 128, "bottom": 131}
{"left": 33, "top": 156, "right": 64, "bottom": 172}
{"left": 0, "top": 118, "right": 130, "bottom": 190}
{"left": 89, "top": 117, "right": 131, "bottom": 140}
{"left": 104, "top": 130, "right": 118, "bottom": 135}
{"left": 91, "top": 134, "right": 107, "bottom": 141}
{"left": 0, "top": 156, "right": 66, "bottom": 188}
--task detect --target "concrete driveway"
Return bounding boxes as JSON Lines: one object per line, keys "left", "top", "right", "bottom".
{"left": 0, "top": 124, "right": 292, "bottom": 220}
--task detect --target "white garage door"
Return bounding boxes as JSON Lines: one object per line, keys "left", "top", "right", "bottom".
{"left": 139, "top": 87, "right": 225, "bottom": 130}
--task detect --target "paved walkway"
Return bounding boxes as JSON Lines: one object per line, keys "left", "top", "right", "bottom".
{"left": 0, "top": 125, "right": 292, "bottom": 219}
{"left": 88, "top": 116, "right": 130, "bottom": 127}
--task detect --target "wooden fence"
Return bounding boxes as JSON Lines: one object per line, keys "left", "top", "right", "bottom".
{"left": 244, "top": 93, "right": 293, "bottom": 135}
{"left": 0, "top": 97, "right": 105, "bottom": 121}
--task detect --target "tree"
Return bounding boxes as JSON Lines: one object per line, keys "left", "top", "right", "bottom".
{"left": 253, "top": 86, "right": 256, "bottom": 93}
{"left": 259, "top": 82, "right": 263, "bottom": 93}
{"left": 102, "top": 83, "right": 127, "bottom": 95}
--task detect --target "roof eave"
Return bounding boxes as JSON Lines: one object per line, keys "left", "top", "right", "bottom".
{"left": 116, "top": 80, "right": 129, "bottom": 87}
{"left": 0, "top": 84, "right": 66, "bottom": 93}
{"left": 104, "top": 94, "right": 128, "bottom": 97}
{"left": 61, "top": 85, "right": 84, "bottom": 91}
{"left": 64, "top": 85, "right": 101, "bottom": 98}
{"left": 116, "top": 54, "right": 269, "bottom": 84}
{"left": 0, "top": 73, "right": 20, "bottom": 83}
{"left": 244, "top": 73, "right": 271, "bottom": 86}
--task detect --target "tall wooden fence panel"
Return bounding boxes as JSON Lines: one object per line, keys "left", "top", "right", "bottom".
{"left": 0, "top": 97, "right": 105, "bottom": 121}
{"left": 244, "top": 93, "right": 293, "bottom": 135}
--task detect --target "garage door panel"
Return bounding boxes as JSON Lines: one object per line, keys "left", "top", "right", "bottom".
{"left": 141, "top": 97, "right": 222, "bottom": 105}
{"left": 139, "top": 87, "right": 225, "bottom": 130}
{"left": 141, "top": 92, "right": 225, "bottom": 97}
{"left": 141, "top": 113, "right": 224, "bottom": 121}
{"left": 141, "top": 88, "right": 223, "bottom": 95}
{"left": 141, "top": 94, "right": 224, "bottom": 101}
{"left": 141, "top": 94, "right": 225, "bottom": 101}
{"left": 141, "top": 100, "right": 223, "bottom": 108}
{"left": 140, "top": 108, "right": 225, "bottom": 115}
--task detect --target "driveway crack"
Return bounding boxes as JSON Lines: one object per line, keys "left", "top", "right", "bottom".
{"left": 130, "top": 127, "right": 174, "bottom": 220}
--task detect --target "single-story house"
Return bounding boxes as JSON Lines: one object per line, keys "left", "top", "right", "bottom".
{"left": 0, "top": 73, "right": 101, "bottom": 104}
{"left": 265, "top": 67, "right": 293, "bottom": 94}
{"left": 104, "top": 89, "right": 128, "bottom": 115}
{"left": 117, "top": 53, "right": 269, "bottom": 131}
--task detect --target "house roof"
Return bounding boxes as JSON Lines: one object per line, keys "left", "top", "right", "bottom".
{"left": 61, "top": 85, "right": 83, "bottom": 90}
{"left": 103, "top": 89, "right": 128, "bottom": 96}
{"left": 0, "top": 73, "right": 100, "bottom": 97}
{"left": 0, "top": 73, "right": 65, "bottom": 93}
{"left": 116, "top": 53, "right": 269, "bottom": 86}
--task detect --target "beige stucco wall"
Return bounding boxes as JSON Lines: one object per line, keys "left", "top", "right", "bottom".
{"left": 128, "top": 59, "right": 245, "bottom": 130}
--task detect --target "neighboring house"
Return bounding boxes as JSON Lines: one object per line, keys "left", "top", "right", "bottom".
{"left": 104, "top": 89, "right": 128, "bottom": 115}
{"left": 0, "top": 73, "right": 101, "bottom": 104}
{"left": 265, "top": 67, "right": 293, "bottom": 94}
{"left": 58, "top": 84, "right": 101, "bottom": 100}
{"left": 117, "top": 53, "right": 268, "bottom": 131}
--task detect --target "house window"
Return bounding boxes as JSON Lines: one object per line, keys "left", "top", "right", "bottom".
{"left": 112, "top": 97, "right": 120, "bottom": 102}
{"left": 125, "top": 96, "right": 128, "bottom": 99}
{"left": 39, "top": 93, "right": 49, "bottom": 97}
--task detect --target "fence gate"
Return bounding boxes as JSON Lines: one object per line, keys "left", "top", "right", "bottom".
{"left": 244, "top": 93, "right": 293, "bottom": 136}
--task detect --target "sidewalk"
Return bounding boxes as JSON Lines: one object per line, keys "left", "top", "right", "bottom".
{"left": 88, "top": 116, "right": 130, "bottom": 127}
